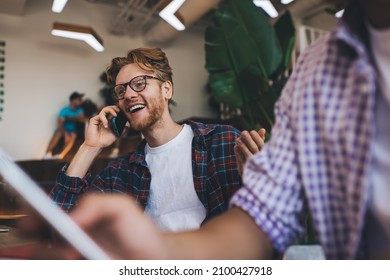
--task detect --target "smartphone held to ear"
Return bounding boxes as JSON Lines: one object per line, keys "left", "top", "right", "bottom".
{"left": 110, "top": 110, "right": 128, "bottom": 137}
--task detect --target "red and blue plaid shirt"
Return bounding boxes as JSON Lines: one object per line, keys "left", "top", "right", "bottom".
{"left": 50, "top": 120, "right": 242, "bottom": 222}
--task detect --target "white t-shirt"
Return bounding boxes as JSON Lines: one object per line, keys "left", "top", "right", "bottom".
{"left": 366, "top": 23, "right": 390, "bottom": 257}
{"left": 144, "top": 124, "right": 207, "bottom": 232}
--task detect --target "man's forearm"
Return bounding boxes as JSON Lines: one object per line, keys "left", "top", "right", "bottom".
{"left": 163, "top": 207, "right": 274, "bottom": 259}
{"left": 66, "top": 143, "right": 102, "bottom": 178}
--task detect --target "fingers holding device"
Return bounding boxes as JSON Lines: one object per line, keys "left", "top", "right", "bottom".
{"left": 110, "top": 110, "right": 128, "bottom": 137}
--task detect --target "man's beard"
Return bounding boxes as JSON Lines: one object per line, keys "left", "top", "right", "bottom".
{"left": 128, "top": 93, "right": 165, "bottom": 131}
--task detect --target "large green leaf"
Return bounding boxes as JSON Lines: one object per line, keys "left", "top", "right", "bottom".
{"left": 209, "top": 71, "right": 243, "bottom": 107}
{"left": 204, "top": 27, "right": 230, "bottom": 72}
{"left": 204, "top": 0, "right": 296, "bottom": 131}
{"left": 205, "top": 13, "right": 259, "bottom": 75}
{"left": 274, "top": 10, "right": 296, "bottom": 75}
{"left": 205, "top": 8, "right": 262, "bottom": 110}
{"left": 225, "top": 0, "right": 283, "bottom": 77}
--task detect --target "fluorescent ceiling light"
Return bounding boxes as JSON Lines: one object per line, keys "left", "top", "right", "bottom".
{"left": 335, "top": 9, "right": 344, "bottom": 18}
{"left": 159, "top": 0, "right": 186, "bottom": 31}
{"left": 253, "top": 0, "right": 279, "bottom": 18}
{"left": 281, "top": 0, "right": 295, "bottom": 4}
{"left": 52, "top": 0, "right": 68, "bottom": 13}
{"left": 51, "top": 22, "right": 104, "bottom": 52}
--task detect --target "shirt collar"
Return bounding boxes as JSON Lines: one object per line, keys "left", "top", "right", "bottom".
{"left": 128, "top": 139, "right": 147, "bottom": 165}
{"left": 127, "top": 120, "right": 216, "bottom": 164}
{"left": 185, "top": 120, "right": 215, "bottom": 138}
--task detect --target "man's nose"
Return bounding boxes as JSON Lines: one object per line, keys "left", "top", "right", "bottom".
{"left": 123, "top": 84, "right": 139, "bottom": 99}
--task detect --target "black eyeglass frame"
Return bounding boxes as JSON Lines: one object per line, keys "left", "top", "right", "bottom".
{"left": 113, "top": 75, "right": 163, "bottom": 100}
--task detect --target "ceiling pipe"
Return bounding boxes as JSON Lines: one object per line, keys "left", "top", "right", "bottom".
{"left": 144, "top": 0, "right": 222, "bottom": 46}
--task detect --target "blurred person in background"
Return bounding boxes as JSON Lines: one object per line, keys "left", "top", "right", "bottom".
{"left": 43, "top": 92, "right": 86, "bottom": 160}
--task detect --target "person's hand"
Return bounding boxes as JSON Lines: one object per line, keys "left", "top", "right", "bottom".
{"left": 68, "top": 193, "right": 165, "bottom": 259}
{"left": 17, "top": 194, "right": 165, "bottom": 259}
{"left": 84, "top": 106, "right": 127, "bottom": 149}
{"left": 234, "top": 128, "right": 266, "bottom": 177}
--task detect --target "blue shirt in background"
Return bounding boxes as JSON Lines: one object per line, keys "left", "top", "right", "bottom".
{"left": 58, "top": 106, "right": 83, "bottom": 132}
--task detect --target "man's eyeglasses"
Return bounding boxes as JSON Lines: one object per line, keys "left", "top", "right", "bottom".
{"left": 113, "top": 75, "right": 163, "bottom": 100}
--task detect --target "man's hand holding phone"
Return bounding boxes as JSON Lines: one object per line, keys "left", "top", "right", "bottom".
{"left": 85, "top": 106, "right": 128, "bottom": 149}
{"left": 110, "top": 110, "right": 128, "bottom": 138}
{"left": 65, "top": 106, "right": 129, "bottom": 178}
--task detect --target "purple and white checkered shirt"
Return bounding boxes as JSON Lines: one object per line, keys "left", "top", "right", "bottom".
{"left": 230, "top": 3, "right": 378, "bottom": 259}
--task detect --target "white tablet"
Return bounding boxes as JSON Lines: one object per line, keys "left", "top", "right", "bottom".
{"left": 0, "top": 148, "right": 110, "bottom": 260}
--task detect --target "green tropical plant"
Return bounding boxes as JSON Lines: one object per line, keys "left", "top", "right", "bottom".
{"left": 205, "top": 0, "right": 295, "bottom": 132}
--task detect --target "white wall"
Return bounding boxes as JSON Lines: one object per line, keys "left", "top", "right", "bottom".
{"left": 0, "top": 0, "right": 215, "bottom": 160}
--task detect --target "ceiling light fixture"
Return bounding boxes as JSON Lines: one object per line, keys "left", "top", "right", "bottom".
{"left": 335, "top": 9, "right": 344, "bottom": 18}
{"left": 281, "top": 0, "right": 295, "bottom": 4}
{"left": 51, "top": 22, "right": 104, "bottom": 52}
{"left": 52, "top": 0, "right": 68, "bottom": 13}
{"left": 159, "top": 0, "right": 186, "bottom": 31}
{"left": 253, "top": 0, "right": 279, "bottom": 18}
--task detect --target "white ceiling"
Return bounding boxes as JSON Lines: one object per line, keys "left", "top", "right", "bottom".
{"left": 0, "top": 0, "right": 27, "bottom": 16}
{"left": 0, "top": 0, "right": 218, "bottom": 45}
{"left": 0, "top": 0, "right": 331, "bottom": 44}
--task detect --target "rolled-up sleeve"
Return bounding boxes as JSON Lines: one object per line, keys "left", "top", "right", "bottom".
{"left": 230, "top": 81, "right": 305, "bottom": 254}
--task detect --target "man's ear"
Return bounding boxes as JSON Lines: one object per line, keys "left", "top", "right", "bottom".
{"left": 162, "top": 80, "right": 173, "bottom": 101}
